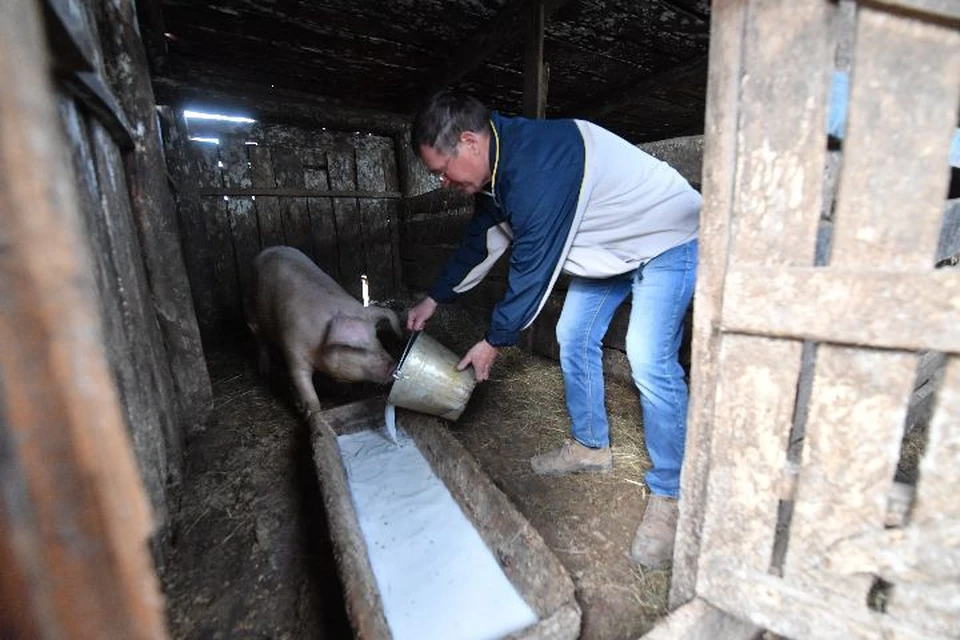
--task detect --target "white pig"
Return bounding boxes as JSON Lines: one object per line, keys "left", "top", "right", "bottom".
{"left": 247, "top": 246, "right": 402, "bottom": 418}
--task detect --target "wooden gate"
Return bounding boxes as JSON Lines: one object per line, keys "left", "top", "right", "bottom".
{"left": 650, "top": 1, "right": 960, "bottom": 638}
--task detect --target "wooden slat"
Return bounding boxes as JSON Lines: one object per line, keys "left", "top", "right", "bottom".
{"left": 272, "top": 145, "right": 315, "bottom": 260}
{"left": 220, "top": 133, "right": 258, "bottom": 304}
{"left": 304, "top": 152, "right": 340, "bottom": 282}
{"left": 356, "top": 138, "right": 395, "bottom": 301}
{"left": 90, "top": 117, "right": 182, "bottom": 520}
{"left": 884, "top": 355, "right": 960, "bottom": 637}
{"left": 723, "top": 0, "right": 833, "bottom": 268}
{"left": 158, "top": 109, "right": 218, "bottom": 334}
{"left": 382, "top": 145, "right": 403, "bottom": 292}
{"left": 328, "top": 149, "right": 365, "bottom": 299}
{"left": 830, "top": 7, "right": 960, "bottom": 269}
{"left": 670, "top": 0, "right": 748, "bottom": 607}
{"left": 783, "top": 347, "right": 916, "bottom": 603}
{"left": 0, "top": 0, "right": 165, "bottom": 634}
{"left": 248, "top": 145, "right": 285, "bottom": 249}
{"left": 191, "top": 141, "right": 238, "bottom": 329}
{"left": 697, "top": 334, "right": 802, "bottom": 581}
{"left": 721, "top": 267, "right": 960, "bottom": 353}
{"left": 204, "top": 197, "right": 241, "bottom": 324}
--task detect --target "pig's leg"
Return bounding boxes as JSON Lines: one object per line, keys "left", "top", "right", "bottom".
{"left": 285, "top": 354, "right": 322, "bottom": 418}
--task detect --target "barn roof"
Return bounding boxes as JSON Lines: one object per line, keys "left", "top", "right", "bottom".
{"left": 142, "top": 0, "right": 710, "bottom": 143}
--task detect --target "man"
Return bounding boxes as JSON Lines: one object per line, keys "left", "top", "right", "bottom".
{"left": 405, "top": 91, "right": 700, "bottom": 569}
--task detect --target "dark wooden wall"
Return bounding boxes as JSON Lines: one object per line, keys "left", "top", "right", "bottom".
{"left": 2, "top": 0, "right": 212, "bottom": 635}
{"left": 163, "top": 119, "right": 403, "bottom": 336}
{"left": 57, "top": 0, "right": 212, "bottom": 542}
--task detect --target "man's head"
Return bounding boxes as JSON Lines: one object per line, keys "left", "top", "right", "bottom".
{"left": 412, "top": 91, "right": 493, "bottom": 194}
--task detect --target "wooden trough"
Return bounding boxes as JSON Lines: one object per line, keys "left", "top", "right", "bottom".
{"left": 308, "top": 397, "right": 582, "bottom": 640}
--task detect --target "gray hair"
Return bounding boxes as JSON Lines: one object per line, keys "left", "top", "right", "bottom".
{"left": 411, "top": 90, "right": 491, "bottom": 155}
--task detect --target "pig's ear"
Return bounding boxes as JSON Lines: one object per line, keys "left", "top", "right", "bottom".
{"left": 324, "top": 315, "right": 371, "bottom": 349}
{"left": 366, "top": 306, "right": 402, "bottom": 336}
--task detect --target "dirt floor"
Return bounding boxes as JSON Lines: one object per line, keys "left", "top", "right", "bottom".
{"left": 160, "top": 301, "right": 672, "bottom": 639}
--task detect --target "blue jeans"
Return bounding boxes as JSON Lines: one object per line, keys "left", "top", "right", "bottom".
{"left": 555, "top": 239, "right": 698, "bottom": 498}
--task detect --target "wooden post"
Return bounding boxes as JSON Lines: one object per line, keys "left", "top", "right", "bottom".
{"left": 0, "top": 0, "right": 166, "bottom": 636}
{"left": 523, "top": 0, "right": 547, "bottom": 118}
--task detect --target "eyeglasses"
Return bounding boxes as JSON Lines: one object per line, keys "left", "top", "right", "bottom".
{"left": 433, "top": 143, "right": 462, "bottom": 185}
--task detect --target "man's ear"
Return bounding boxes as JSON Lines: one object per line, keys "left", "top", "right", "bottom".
{"left": 460, "top": 130, "right": 481, "bottom": 154}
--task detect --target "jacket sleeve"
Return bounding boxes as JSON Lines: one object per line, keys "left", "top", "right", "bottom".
{"left": 485, "top": 165, "right": 582, "bottom": 347}
{"left": 428, "top": 195, "right": 512, "bottom": 304}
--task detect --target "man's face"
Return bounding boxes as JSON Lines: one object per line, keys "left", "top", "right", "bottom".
{"left": 419, "top": 131, "right": 490, "bottom": 195}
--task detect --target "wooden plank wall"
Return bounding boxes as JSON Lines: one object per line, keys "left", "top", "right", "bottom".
{"left": 1, "top": 0, "right": 174, "bottom": 636}
{"left": 167, "top": 121, "right": 402, "bottom": 334}
{"left": 669, "top": 1, "right": 960, "bottom": 638}
{"left": 49, "top": 0, "right": 213, "bottom": 553}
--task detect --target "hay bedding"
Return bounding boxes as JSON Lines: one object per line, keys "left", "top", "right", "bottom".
{"left": 161, "top": 299, "right": 671, "bottom": 639}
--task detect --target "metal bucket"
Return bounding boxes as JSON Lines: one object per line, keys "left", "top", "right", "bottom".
{"left": 387, "top": 332, "right": 477, "bottom": 421}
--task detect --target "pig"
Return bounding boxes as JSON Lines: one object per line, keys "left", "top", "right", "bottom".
{"left": 247, "top": 246, "right": 402, "bottom": 418}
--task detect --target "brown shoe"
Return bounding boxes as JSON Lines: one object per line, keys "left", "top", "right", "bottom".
{"left": 630, "top": 495, "right": 679, "bottom": 569}
{"left": 530, "top": 439, "right": 612, "bottom": 476}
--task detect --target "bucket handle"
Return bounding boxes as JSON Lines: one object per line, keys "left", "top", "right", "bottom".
{"left": 393, "top": 330, "right": 421, "bottom": 380}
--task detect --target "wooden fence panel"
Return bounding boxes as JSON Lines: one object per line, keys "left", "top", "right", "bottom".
{"left": 660, "top": 0, "right": 960, "bottom": 638}
{"left": 696, "top": 0, "right": 834, "bottom": 598}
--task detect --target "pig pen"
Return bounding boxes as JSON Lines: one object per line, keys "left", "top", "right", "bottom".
{"left": 159, "top": 300, "right": 675, "bottom": 639}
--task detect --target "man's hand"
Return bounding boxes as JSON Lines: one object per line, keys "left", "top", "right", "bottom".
{"left": 458, "top": 339, "right": 499, "bottom": 382}
{"left": 407, "top": 296, "right": 438, "bottom": 331}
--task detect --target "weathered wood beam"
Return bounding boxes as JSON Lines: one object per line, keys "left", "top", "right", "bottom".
{"left": 402, "top": 0, "right": 575, "bottom": 108}
{"left": 523, "top": 0, "right": 547, "bottom": 118}
{"left": 571, "top": 55, "right": 708, "bottom": 120}
{"left": 153, "top": 72, "right": 410, "bottom": 136}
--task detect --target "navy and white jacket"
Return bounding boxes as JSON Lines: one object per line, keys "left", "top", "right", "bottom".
{"left": 428, "top": 112, "right": 701, "bottom": 347}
